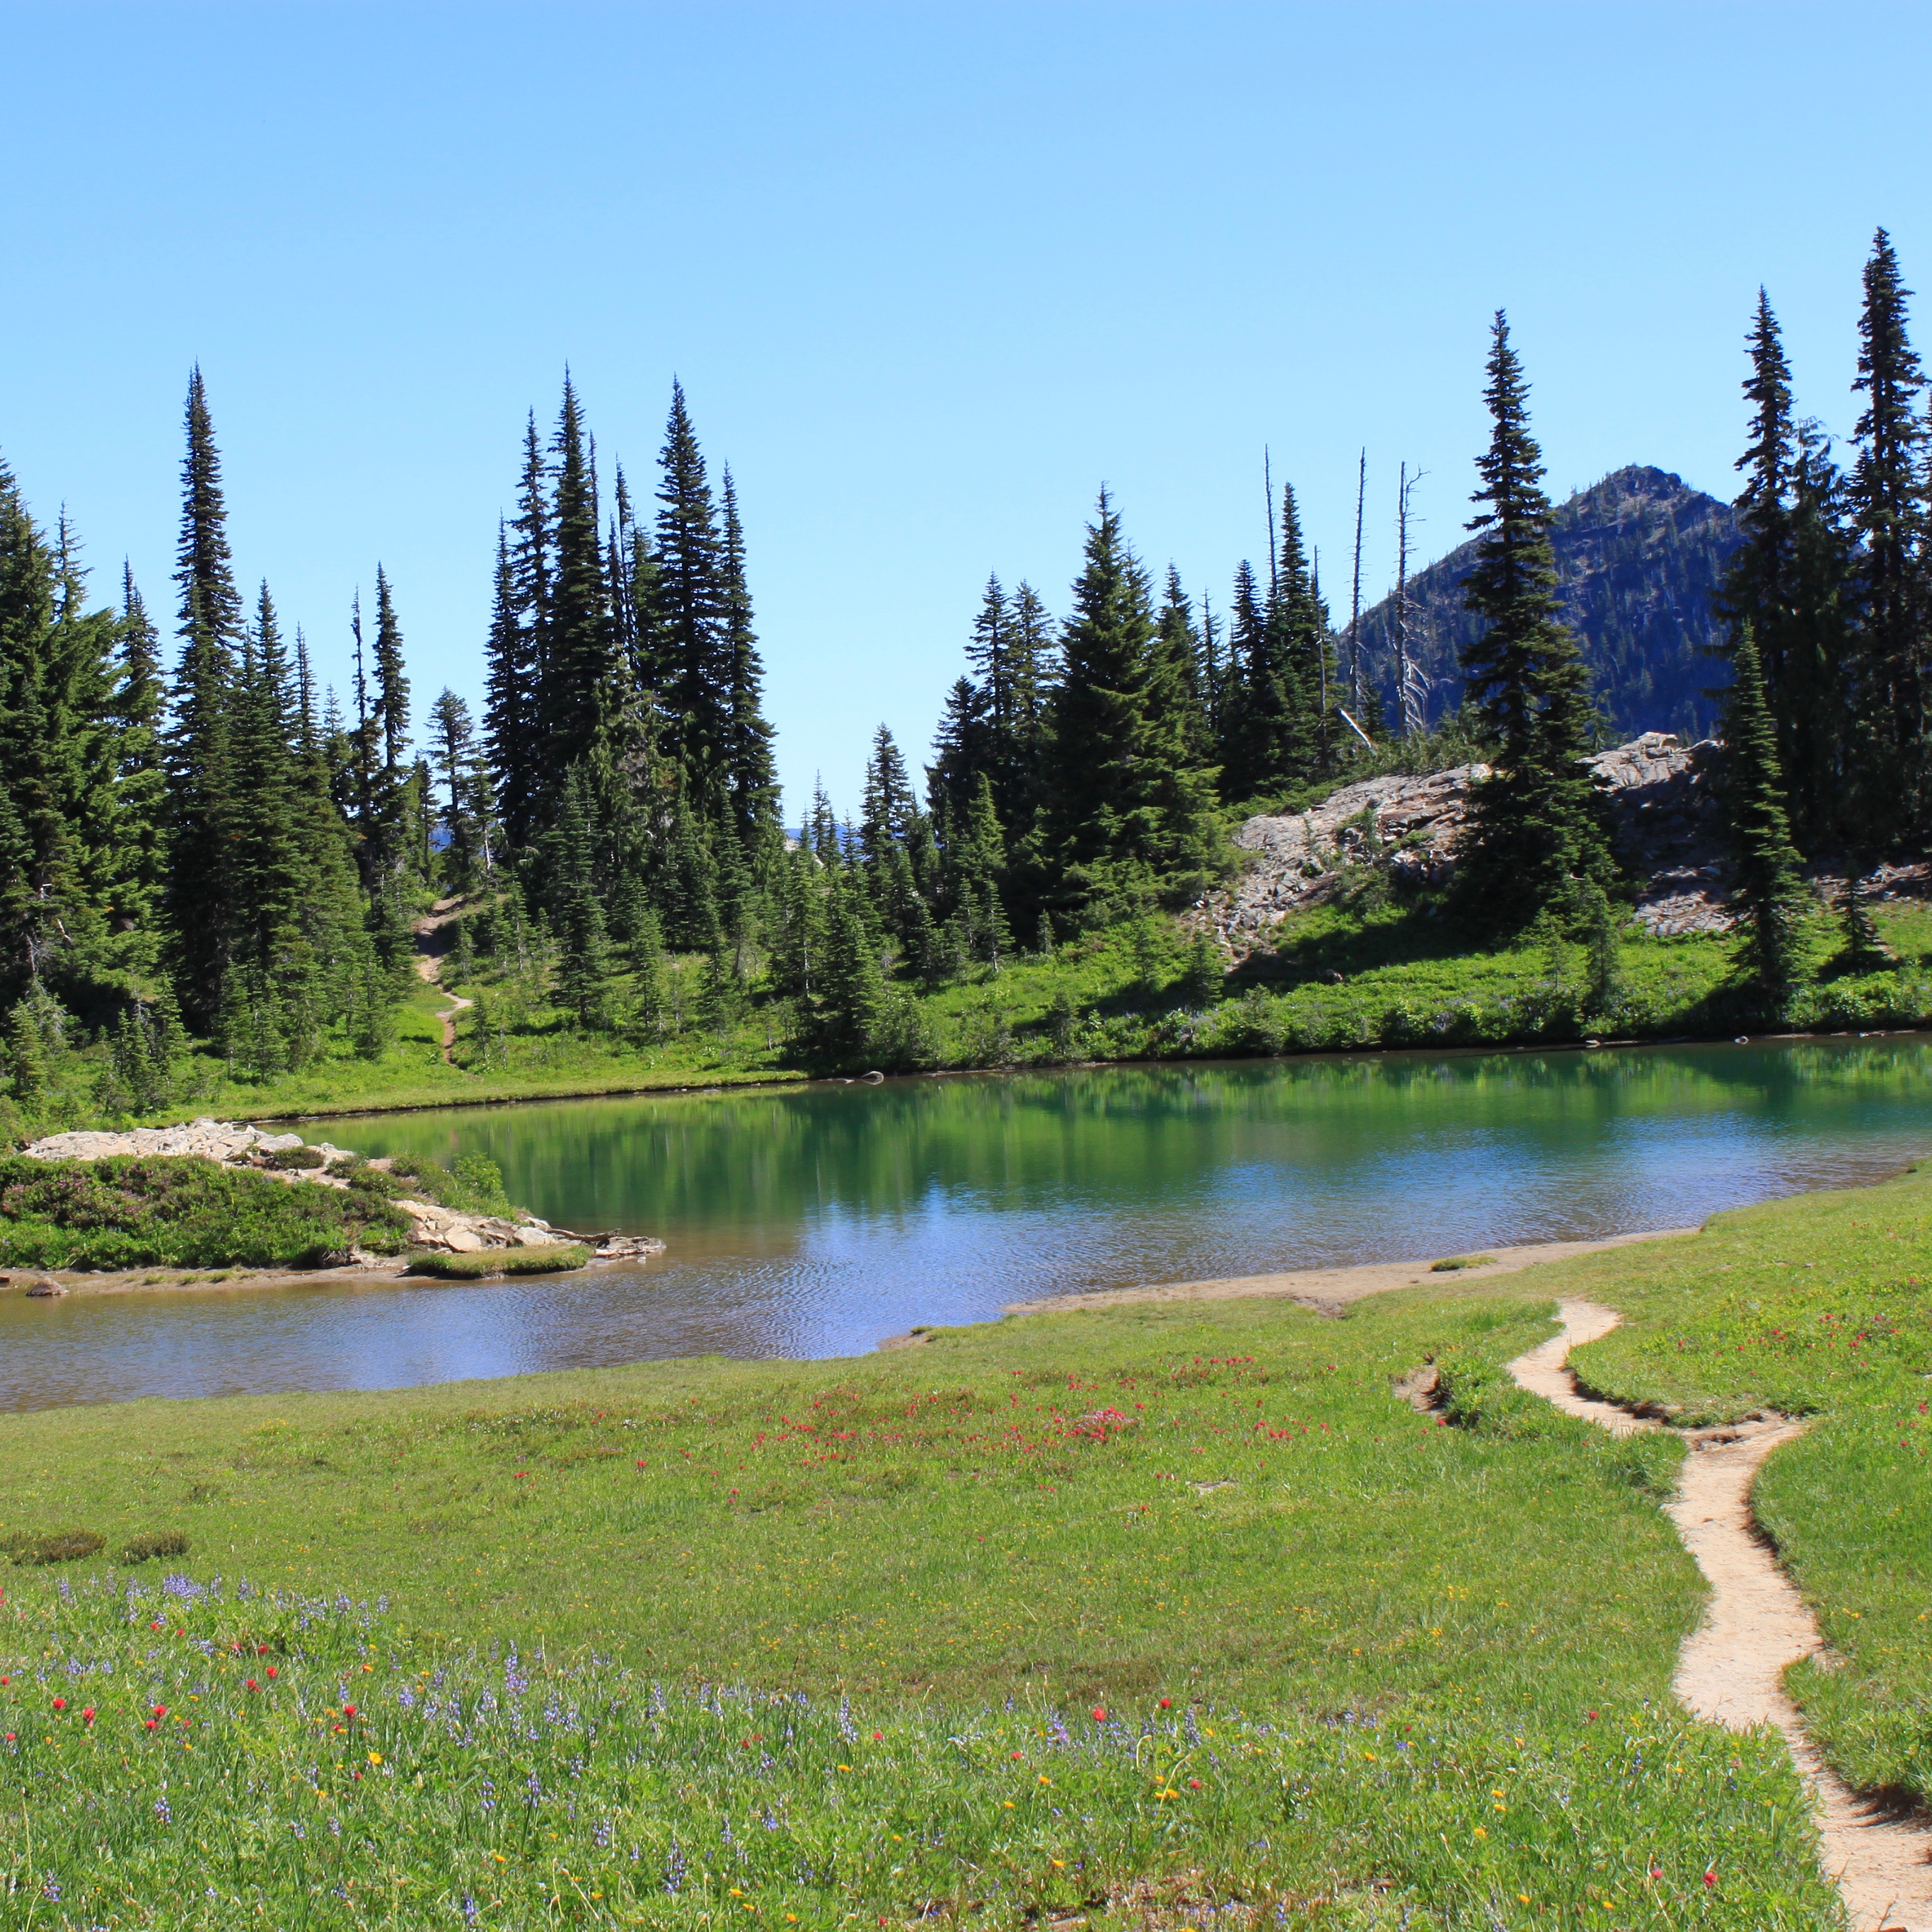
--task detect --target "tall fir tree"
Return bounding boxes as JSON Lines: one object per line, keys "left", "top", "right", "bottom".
{"left": 1719, "top": 291, "right": 1851, "bottom": 846}
{"left": 1038, "top": 490, "right": 1220, "bottom": 916}
{"left": 544, "top": 376, "right": 615, "bottom": 794}
{"left": 1846, "top": 229, "right": 1928, "bottom": 838}
{"left": 651, "top": 381, "right": 729, "bottom": 810}
{"left": 717, "top": 466, "right": 780, "bottom": 855}
{"left": 1453, "top": 314, "right": 1612, "bottom": 931}
{"left": 163, "top": 368, "right": 244, "bottom": 1026}
{"left": 1720, "top": 625, "right": 1810, "bottom": 1016}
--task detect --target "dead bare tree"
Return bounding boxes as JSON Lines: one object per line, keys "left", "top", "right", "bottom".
{"left": 1395, "top": 463, "right": 1430, "bottom": 739}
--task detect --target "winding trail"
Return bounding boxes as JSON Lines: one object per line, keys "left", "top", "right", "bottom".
{"left": 1510, "top": 1300, "right": 1932, "bottom": 1932}
{"left": 412, "top": 898, "right": 475, "bottom": 1063}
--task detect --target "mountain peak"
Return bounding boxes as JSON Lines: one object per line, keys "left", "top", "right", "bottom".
{"left": 1350, "top": 464, "right": 1740, "bottom": 741}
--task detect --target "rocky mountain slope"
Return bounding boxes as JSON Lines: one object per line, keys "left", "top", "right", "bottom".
{"left": 1350, "top": 466, "right": 1740, "bottom": 742}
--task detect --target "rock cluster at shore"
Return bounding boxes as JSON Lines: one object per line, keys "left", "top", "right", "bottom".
{"left": 16, "top": 1120, "right": 664, "bottom": 1264}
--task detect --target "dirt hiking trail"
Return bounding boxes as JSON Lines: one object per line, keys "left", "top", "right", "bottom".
{"left": 412, "top": 898, "right": 475, "bottom": 1062}
{"left": 1511, "top": 1300, "right": 1932, "bottom": 1932}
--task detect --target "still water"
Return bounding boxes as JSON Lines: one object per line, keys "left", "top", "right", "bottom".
{"left": 6, "top": 1038, "right": 1931, "bottom": 1411}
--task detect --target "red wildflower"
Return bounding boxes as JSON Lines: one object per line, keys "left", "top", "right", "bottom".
{"left": 1091, "top": 1707, "right": 1106, "bottom": 1722}
{"left": 51, "top": 1697, "right": 65, "bottom": 1711}
{"left": 153, "top": 1704, "right": 166, "bottom": 1718}
{"left": 1187, "top": 1778, "right": 1203, "bottom": 1790}
{"left": 1159, "top": 1697, "right": 1172, "bottom": 1709}
{"left": 245, "top": 1679, "right": 259, "bottom": 1691}
{"left": 144, "top": 1720, "right": 157, "bottom": 1731}
{"left": 343, "top": 1703, "right": 357, "bottom": 1719}
{"left": 266, "top": 1667, "right": 277, "bottom": 1679}
{"left": 81, "top": 1708, "right": 94, "bottom": 1723}
{"left": 1010, "top": 1751, "right": 1024, "bottom": 1762}
{"left": 1703, "top": 1870, "right": 1717, "bottom": 1889}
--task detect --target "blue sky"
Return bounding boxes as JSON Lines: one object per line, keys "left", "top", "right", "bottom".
{"left": 4, "top": 2, "right": 1929, "bottom": 811}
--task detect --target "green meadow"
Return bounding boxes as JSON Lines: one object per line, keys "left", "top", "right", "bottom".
{"left": 4, "top": 1159, "right": 1929, "bottom": 1926}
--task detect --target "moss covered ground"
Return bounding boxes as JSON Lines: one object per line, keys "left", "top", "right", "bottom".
{"left": 2, "top": 1161, "right": 1928, "bottom": 1925}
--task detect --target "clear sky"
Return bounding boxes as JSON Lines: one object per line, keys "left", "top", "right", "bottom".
{"left": 5, "top": 2, "right": 1929, "bottom": 812}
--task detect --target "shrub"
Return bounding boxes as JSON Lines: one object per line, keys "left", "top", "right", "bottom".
{"left": 262, "top": 1146, "right": 326, "bottom": 1170}
{"left": 0, "top": 1155, "right": 410, "bottom": 1270}
{"left": 118, "top": 1529, "right": 190, "bottom": 1565}
{"left": 4, "top": 1529, "right": 104, "bottom": 1566}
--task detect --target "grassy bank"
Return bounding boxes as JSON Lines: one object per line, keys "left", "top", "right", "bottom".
{"left": 13, "top": 1173, "right": 1932, "bottom": 1924}
{"left": 7, "top": 901, "right": 1928, "bottom": 1140}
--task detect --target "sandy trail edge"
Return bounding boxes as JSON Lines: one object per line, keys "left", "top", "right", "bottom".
{"left": 998, "top": 1228, "right": 1697, "bottom": 1320}
{"left": 412, "top": 902, "right": 476, "bottom": 1060}
{"left": 1512, "top": 1299, "right": 1932, "bottom": 1932}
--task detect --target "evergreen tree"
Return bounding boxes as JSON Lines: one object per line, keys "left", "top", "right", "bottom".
{"left": 552, "top": 767, "right": 615, "bottom": 1029}
{"left": 925, "top": 676, "right": 993, "bottom": 824}
{"left": 1720, "top": 625, "right": 1810, "bottom": 1016}
{"left": 1154, "top": 566, "right": 1213, "bottom": 762}
{"left": 651, "top": 381, "right": 729, "bottom": 808}
{"left": 485, "top": 522, "right": 538, "bottom": 853}
{"left": 804, "top": 866, "right": 886, "bottom": 1066}
{"left": 428, "top": 689, "right": 486, "bottom": 890}
{"left": 1846, "top": 229, "right": 1929, "bottom": 837}
{"left": 1217, "top": 560, "right": 1268, "bottom": 799}
{"left": 163, "top": 369, "right": 244, "bottom": 1025}
{"left": 1453, "top": 315, "right": 1612, "bottom": 932}
{"left": 1039, "top": 490, "right": 1220, "bottom": 918}
{"left": 544, "top": 375, "right": 614, "bottom": 790}
{"left": 1719, "top": 291, "right": 1851, "bottom": 845}
{"left": 718, "top": 467, "right": 780, "bottom": 855}
{"left": 1836, "top": 866, "right": 1892, "bottom": 973}
{"left": 108, "top": 567, "right": 169, "bottom": 950}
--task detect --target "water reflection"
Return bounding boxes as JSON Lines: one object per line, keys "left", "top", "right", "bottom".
{"left": 3, "top": 1038, "right": 1928, "bottom": 1411}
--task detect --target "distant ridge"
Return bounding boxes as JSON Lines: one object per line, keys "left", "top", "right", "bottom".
{"left": 1349, "top": 465, "right": 1742, "bottom": 742}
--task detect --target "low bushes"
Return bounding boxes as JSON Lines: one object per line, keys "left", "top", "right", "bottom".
{"left": 0, "top": 1155, "right": 411, "bottom": 1271}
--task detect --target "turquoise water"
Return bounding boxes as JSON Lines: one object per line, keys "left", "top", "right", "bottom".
{"left": 4, "top": 1037, "right": 1929, "bottom": 1410}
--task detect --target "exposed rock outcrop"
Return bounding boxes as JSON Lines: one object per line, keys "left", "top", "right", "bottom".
{"left": 14, "top": 1120, "right": 664, "bottom": 1264}
{"left": 1202, "top": 733, "right": 1737, "bottom": 958}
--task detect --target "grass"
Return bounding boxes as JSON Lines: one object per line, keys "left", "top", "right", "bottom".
{"left": 403, "top": 1243, "right": 591, "bottom": 1279}
{"left": 0, "top": 1251, "right": 1875, "bottom": 1927}
{"left": 0, "top": 1155, "right": 411, "bottom": 1271}
{"left": 6, "top": 901, "right": 1929, "bottom": 1147}
{"left": 1544, "top": 1157, "right": 1932, "bottom": 1807}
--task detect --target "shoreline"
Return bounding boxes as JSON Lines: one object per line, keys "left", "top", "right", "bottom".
{"left": 214, "top": 1022, "right": 1931, "bottom": 1127}
{"left": 881, "top": 1229, "right": 1701, "bottom": 1348}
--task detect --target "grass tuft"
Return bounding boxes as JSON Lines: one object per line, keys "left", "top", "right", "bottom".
{"left": 402, "top": 1242, "right": 589, "bottom": 1278}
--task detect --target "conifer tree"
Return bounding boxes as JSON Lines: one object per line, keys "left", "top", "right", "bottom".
{"left": 110, "top": 567, "right": 169, "bottom": 940}
{"left": 1453, "top": 315, "right": 1612, "bottom": 932}
{"left": 718, "top": 468, "right": 780, "bottom": 855}
{"left": 1039, "top": 490, "right": 1220, "bottom": 917}
{"left": 926, "top": 676, "right": 993, "bottom": 823}
{"left": 652, "top": 381, "right": 729, "bottom": 807}
{"left": 552, "top": 767, "right": 615, "bottom": 1029}
{"left": 1836, "top": 867, "right": 1892, "bottom": 973}
{"left": 1153, "top": 567, "right": 1213, "bottom": 761}
{"left": 485, "top": 523, "right": 538, "bottom": 854}
{"left": 1721, "top": 625, "right": 1809, "bottom": 1016}
{"left": 1720, "top": 291, "right": 1850, "bottom": 845}
{"left": 1846, "top": 229, "right": 1928, "bottom": 836}
{"left": 163, "top": 369, "right": 244, "bottom": 1024}
{"left": 544, "top": 376, "right": 614, "bottom": 789}
{"left": 805, "top": 866, "right": 886, "bottom": 1066}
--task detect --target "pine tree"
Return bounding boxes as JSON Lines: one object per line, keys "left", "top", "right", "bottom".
{"left": 652, "top": 381, "right": 729, "bottom": 809}
{"left": 552, "top": 767, "right": 615, "bottom": 1029}
{"left": 1846, "top": 229, "right": 1929, "bottom": 837}
{"left": 1721, "top": 625, "right": 1810, "bottom": 1016}
{"left": 163, "top": 369, "right": 244, "bottom": 1025}
{"left": 110, "top": 567, "right": 169, "bottom": 942}
{"left": 925, "top": 676, "right": 993, "bottom": 824}
{"left": 1453, "top": 315, "right": 1612, "bottom": 932}
{"left": 1217, "top": 561, "right": 1268, "bottom": 799}
{"left": 805, "top": 866, "right": 886, "bottom": 1066}
{"left": 544, "top": 376, "right": 614, "bottom": 790}
{"left": 428, "top": 689, "right": 485, "bottom": 891}
{"left": 1719, "top": 291, "right": 1850, "bottom": 845}
{"left": 1039, "top": 491, "right": 1220, "bottom": 916}
{"left": 1836, "top": 866, "right": 1892, "bottom": 973}
{"left": 1154, "top": 567, "right": 1213, "bottom": 761}
{"left": 717, "top": 468, "right": 780, "bottom": 855}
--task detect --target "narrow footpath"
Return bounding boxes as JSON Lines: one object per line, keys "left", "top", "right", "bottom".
{"left": 412, "top": 898, "right": 475, "bottom": 1063}
{"left": 1510, "top": 1300, "right": 1932, "bottom": 1932}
